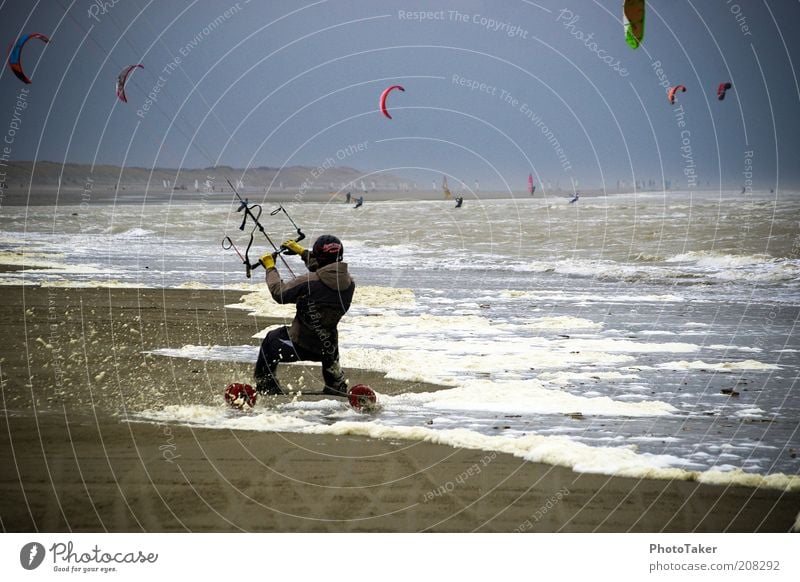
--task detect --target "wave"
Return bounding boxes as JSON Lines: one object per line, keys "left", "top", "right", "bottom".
{"left": 666, "top": 250, "right": 774, "bottom": 267}
{"left": 111, "top": 227, "right": 156, "bottom": 238}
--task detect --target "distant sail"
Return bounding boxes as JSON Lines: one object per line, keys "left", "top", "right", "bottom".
{"left": 528, "top": 173, "right": 534, "bottom": 195}
{"left": 442, "top": 176, "right": 452, "bottom": 200}
{"left": 360, "top": 180, "right": 367, "bottom": 193}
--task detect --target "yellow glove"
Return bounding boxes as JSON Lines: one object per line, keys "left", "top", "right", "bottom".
{"left": 259, "top": 252, "right": 276, "bottom": 270}
{"left": 280, "top": 239, "right": 305, "bottom": 256}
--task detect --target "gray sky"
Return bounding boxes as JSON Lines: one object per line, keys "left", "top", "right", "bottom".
{"left": 1, "top": 0, "right": 798, "bottom": 191}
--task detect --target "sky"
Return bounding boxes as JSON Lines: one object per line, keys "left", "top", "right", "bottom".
{"left": 0, "top": 0, "right": 798, "bottom": 191}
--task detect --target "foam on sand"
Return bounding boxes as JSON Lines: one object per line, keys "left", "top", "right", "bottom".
{"left": 147, "top": 344, "right": 257, "bottom": 363}
{"left": 309, "top": 423, "right": 800, "bottom": 491}
{"left": 339, "top": 335, "right": 635, "bottom": 384}
{"left": 227, "top": 284, "right": 415, "bottom": 318}
{"left": 320, "top": 423, "right": 799, "bottom": 491}
{"left": 536, "top": 370, "right": 642, "bottom": 385}
{"left": 41, "top": 279, "right": 143, "bottom": 288}
{"left": 499, "top": 289, "right": 685, "bottom": 303}
{"left": 396, "top": 378, "right": 677, "bottom": 416}
{"left": 0, "top": 250, "right": 65, "bottom": 266}
{"left": 0, "top": 250, "right": 105, "bottom": 273}
{"left": 353, "top": 285, "right": 416, "bottom": 308}
{"left": 135, "top": 405, "right": 800, "bottom": 492}
{"left": 500, "top": 316, "right": 603, "bottom": 332}
{"left": 226, "top": 290, "right": 296, "bottom": 319}
{"left": 657, "top": 359, "right": 779, "bottom": 371}
{"left": 560, "top": 338, "right": 700, "bottom": 354}
{"left": 153, "top": 306, "right": 710, "bottom": 387}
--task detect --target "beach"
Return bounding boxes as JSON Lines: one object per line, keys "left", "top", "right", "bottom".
{"left": 3, "top": 4, "right": 800, "bottom": 576}
{"left": 1, "top": 285, "right": 798, "bottom": 532}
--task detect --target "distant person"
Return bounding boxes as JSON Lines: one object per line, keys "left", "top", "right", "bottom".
{"left": 741, "top": 187, "right": 746, "bottom": 194}
{"left": 354, "top": 196, "right": 364, "bottom": 208}
{"left": 345, "top": 192, "right": 351, "bottom": 203}
{"left": 569, "top": 192, "right": 580, "bottom": 204}
{"left": 455, "top": 197, "right": 463, "bottom": 208}
{"left": 531, "top": 185, "right": 536, "bottom": 195}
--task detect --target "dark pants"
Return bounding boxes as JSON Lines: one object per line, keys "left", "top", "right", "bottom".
{"left": 254, "top": 326, "right": 346, "bottom": 393}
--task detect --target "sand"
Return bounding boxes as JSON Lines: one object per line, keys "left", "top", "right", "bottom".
{"left": 1, "top": 286, "right": 798, "bottom": 532}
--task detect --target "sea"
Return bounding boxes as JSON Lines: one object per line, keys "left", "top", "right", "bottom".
{"left": 2, "top": 188, "right": 799, "bottom": 488}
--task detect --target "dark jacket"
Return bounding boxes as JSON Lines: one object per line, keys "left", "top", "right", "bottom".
{"left": 266, "top": 251, "right": 355, "bottom": 354}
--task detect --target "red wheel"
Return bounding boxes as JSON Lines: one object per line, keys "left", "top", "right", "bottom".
{"left": 224, "top": 383, "right": 257, "bottom": 410}
{"left": 348, "top": 384, "right": 377, "bottom": 411}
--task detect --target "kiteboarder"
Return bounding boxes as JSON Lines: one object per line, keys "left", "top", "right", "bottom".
{"left": 569, "top": 192, "right": 580, "bottom": 204}
{"left": 354, "top": 196, "right": 364, "bottom": 208}
{"left": 345, "top": 192, "right": 351, "bottom": 204}
{"left": 455, "top": 196, "right": 463, "bottom": 208}
{"left": 253, "top": 235, "right": 355, "bottom": 397}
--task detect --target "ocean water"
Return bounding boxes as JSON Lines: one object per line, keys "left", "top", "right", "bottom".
{"left": 2, "top": 189, "right": 799, "bottom": 487}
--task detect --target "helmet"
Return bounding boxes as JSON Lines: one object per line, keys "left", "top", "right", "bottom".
{"left": 312, "top": 235, "right": 343, "bottom": 265}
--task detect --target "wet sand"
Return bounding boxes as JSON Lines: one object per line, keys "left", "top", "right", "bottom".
{"left": 1, "top": 286, "right": 798, "bottom": 532}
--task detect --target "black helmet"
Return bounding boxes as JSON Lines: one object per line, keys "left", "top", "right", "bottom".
{"left": 312, "top": 235, "right": 343, "bottom": 265}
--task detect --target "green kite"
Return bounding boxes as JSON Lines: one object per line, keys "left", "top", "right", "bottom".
{"left": 624, "top": 0, "right": 645, "bottom": 49}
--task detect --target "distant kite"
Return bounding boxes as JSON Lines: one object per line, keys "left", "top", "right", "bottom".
{"left": 717, "top": 82, "right": 732, "bottom": 101}
{"left": 8, "top": 33, "right": 50, "bottom": 84}
{"left": 380, "top": 85, "right": 405, "bottom": 119}
{"left": 667, "top": 84, "right": 686, "bottom": 105}
{"left": 623, "top": 0, "right": 645, "bottom": 49}
{"left": 116, "top": 64, "right": 143, "bottom": 103}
